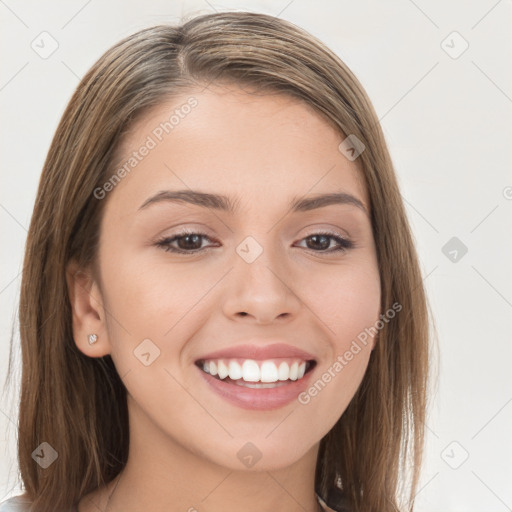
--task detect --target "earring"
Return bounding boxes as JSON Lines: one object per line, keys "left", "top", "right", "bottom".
{"left": 88, "top": 334, "right": 98, "bottom": 345}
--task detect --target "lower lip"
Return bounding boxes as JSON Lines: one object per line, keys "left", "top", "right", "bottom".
{"left": 197, "top": 365, "right": 315, "bottom": 411}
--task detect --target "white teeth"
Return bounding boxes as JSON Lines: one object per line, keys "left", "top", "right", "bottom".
{"left": 228, "top": 361, "right": 242, "bottom": 380}
{"left": 289, "top": 361, "right": 299, "bottom": 381}
{"left": 242, "top": 360, "right": 260, "bottom": 382}
{"left": 217, "top": 360, "right": 229, "bottom": 379}
{"left": 261, "top": 361, "right": 279, "bottom": 382}
{"left": 200, "top": 358, "right": 312, "bottom": 383}
{"left": 278, "top": 362, "right": 289, "bottom": 381}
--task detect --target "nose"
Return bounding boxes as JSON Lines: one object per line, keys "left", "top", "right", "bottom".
{"left": 221, "top": 243, "right": 302, "bottom": 324}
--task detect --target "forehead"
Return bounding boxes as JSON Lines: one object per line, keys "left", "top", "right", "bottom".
{"left": 105, "top": 84, "right": 369, "bottom": 216}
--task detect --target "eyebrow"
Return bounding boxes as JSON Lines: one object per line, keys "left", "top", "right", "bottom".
{"left": 138, "top": 189, "right": 368, "bottom": 215}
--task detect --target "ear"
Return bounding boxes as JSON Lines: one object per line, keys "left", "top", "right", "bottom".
{"left": 66, "top": 259, "right": 112, "bottom": 357}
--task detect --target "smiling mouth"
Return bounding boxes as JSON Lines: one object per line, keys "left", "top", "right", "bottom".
{"left": 195, "top": 358, "right": 317, "bottom": 388}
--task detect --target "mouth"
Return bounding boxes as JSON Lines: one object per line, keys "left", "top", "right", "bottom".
{"left": 194, "top": 358, "right": 317, "bottom": 388}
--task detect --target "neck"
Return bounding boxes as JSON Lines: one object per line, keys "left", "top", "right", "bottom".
{"left": 80, "top": 396, "right": 322, "bottom": 512}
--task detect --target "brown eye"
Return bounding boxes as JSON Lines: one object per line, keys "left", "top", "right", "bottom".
{"left": 155, "top": 231, "right": 354, "bottom": 256}
{"left": 155, "top": 231, "right": 216, "bottom": 254}
{"left": 175, "top": 234, "right": 203, "bottom": 251}
{"left": 298, "top": 233, "right": 354, "bottom": 253}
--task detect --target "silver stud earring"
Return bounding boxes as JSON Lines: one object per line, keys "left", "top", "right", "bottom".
{"left": 88, "top": 334, "right": 98, "bottom": 345}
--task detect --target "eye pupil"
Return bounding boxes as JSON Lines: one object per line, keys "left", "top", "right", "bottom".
{"left": 178, "top": 234, "right": 202, "bottom": 250}
{"left": 307, "top": 235, "right": 330, "bottom": 250}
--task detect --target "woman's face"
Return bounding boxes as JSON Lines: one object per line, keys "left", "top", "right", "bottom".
{"left": 78, "top": 83, "right": 381, "bottom": 471}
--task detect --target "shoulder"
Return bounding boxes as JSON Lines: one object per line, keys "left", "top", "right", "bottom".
{"left": 0, "top": 495, "right": 32, "bottom": 512}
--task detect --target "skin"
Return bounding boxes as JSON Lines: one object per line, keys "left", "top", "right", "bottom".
{"left": 67, "top": 83, "right": 381, "bottom": 512}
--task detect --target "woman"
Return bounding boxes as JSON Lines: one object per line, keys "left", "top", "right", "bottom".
{"left": 1, "top": 11, "right": 431, "bottom": 512}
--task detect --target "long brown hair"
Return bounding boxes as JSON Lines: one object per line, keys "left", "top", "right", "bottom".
{"left": 4, "top": 11, "right": 434, "bottom": 512}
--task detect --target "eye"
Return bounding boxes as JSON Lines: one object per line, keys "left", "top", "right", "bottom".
{"left": 155, "top": 230, "right": 218, "bottom": 254}
{"left": 155, "top": 230, "right": 354, "bottom": 255}
{"left": 296, "top": 232, "right": 354, "bottom": 253}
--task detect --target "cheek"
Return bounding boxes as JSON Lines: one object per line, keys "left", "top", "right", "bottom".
{"left": 302, "top": 259, "right": 381, "bottom": 342}
{"left": 98, "top": 253, "right": 211, "bottom": 414}
{"left": 100, "top": 249, "right": 213, "bottom": 332}
{"left": 98, "top": 249, "right": 226, "bottom": 381}
{"left": 303, "top": 345, "right": 372, "bottom": 432}
{"left": 295, "top": 260, "right": 380, "bottom": 422}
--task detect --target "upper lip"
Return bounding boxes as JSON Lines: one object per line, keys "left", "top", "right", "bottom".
{"left": 196, "top": 342, "right": 316, "bottom": 362}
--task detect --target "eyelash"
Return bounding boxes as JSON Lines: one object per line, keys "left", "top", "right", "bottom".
{"left": 155, "top": 229, "right": 354, "bottom": 255}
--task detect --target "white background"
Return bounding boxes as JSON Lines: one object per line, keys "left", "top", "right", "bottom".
{"left": 1, "top": 1, "right": 511, "bottom": 510}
